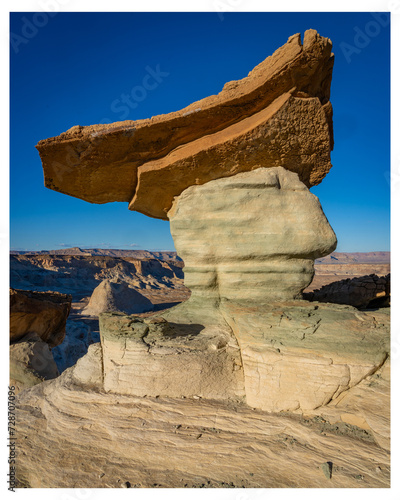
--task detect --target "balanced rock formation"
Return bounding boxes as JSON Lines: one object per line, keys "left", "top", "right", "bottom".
{"left": 36, "top": 29, "right": 334, "bottom": 218}
{"left": 15, "top": 29, "right": 391, "bottom": 488}
{"left": 82, "top": 280, "right": 153, "bottom": 316}
{"left": 304, "top": 273, "right": 390, "bottom": 308}
{"left": 10, "top": 288, "right": 72, "bottom": 346}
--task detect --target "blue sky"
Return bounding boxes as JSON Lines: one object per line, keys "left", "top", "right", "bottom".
{"left": 10, "top": 12, "right": 390, "bottom": 252}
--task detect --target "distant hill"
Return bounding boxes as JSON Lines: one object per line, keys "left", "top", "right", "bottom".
{"left": 315, "top": 252, "right": 390, "bottom": 265}
{"left": 10, "top": 247, "right": 180, "bottom": 261}
{"left": 10, "top": 249, "right": 389, "bottom": 265}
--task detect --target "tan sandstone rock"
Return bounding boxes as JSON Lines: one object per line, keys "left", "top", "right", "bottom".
{"left": 82, "top": 279, "right": 153, "bottom": 316}
{"left": 14, "top": 357, "right": 389, "bottom": 488}
{"left": 305, "top": 350, "right": 390, "bottom": 451}
{"left": 168, "top": 167, "right": 337, "bottom": 306}
{"left": 130, "top": 92, "right": 332, "bottom": 218}
{"left": 10, "top": 332, "right": 59, "bottom": 394}
{"left": 305, "top": 273, "right": 390, "bottom": 308}
{"left": 10, "top": 288, "right": 72, "bottom": 346}
{"left": 36, "top": 29, "right": 334, "bottom": 216}
{"left": 99, "top": 313, "right": 244, "bottom": 400}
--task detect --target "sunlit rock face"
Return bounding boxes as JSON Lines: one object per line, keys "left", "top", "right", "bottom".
{"left": 168, "top": 167, "right": 337, "bottom": 307}
{"left": 36, "top": 29, "right": 334, "bottom": 218}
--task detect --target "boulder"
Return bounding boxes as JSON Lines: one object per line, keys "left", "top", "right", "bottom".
{"left": 10, "top": 288, "right": 72, "bottom": 346}
{"left": 304, "top": 273, "right": 390, "bottom": 308}
{"left": 36, "top": 30, "right": 334, "bottom": 216}
{"left": 10, "top": 332, "right": 59, "bottom": 394}
{"left": 82, "top": 280, "right": 153, "bottom": 316}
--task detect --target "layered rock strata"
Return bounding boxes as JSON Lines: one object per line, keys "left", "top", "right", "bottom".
{"left": 304, "top": 273, "right": 390, "bottom": 308}
{"left": 219, "top": 301, "right": 389, "bottom": 414}
{"left": 130, "top": 93, "right": 333, "bottom": 218}
{"left": 93, "top": 300, "right": 389, "bottom": 415}
{"left": 99, "top": 314, "right": 244, "bottom": 399}
{"left": 15, "top": 338, "right": 389, "bottom": 488}
{"left": 168, "top": 167, "right": 336, "bottom": 306}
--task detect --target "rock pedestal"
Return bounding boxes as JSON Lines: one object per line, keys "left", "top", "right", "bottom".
{"left": 168, "top": 167, "right": 337, "bottom": 307}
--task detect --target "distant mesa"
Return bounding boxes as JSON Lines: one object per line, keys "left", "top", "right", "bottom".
{"left": 10, "top": 247, "right": 180, "bottom": 262}
{"left": 82, "top": 280, "right": 153, "bottom": 317}
{"left": 315, "top": 251, "right": 390, "bottom": 265}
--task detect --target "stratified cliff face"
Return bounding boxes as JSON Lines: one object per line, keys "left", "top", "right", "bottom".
{"left": 15, "top": 29, "right": 390, "bottom": 488}
{"left": 10, "top": 254, "right": 184, "bottom": 299}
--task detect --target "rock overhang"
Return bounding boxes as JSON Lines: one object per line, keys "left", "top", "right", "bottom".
{"left": 36, "top": 29, "right": 334, "bottom": 219}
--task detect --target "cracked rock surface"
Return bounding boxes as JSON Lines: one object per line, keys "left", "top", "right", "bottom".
{"left": 15, "top": 330, "right": 389, "bottom": 488}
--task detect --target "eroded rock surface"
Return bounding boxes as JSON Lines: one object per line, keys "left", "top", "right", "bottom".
{"left": 130, "top": 92, "right": 333, "bottom": 218}
{"left": 304, "top": 273, "right": 390, "bottom": 308}
{"left": 306, "top": 355, "right": 390, "bottom": 451}
{"left": 92, "top": 300, "right": 389, "bottom": 416}
{"left": 10, "top": 288, "right": 71, "bottom": 346}
{"left": 36, "top": 29, "right": 334, "bottom": 217}
{"left": 10, "top": 332, "right": 59, "bottom": 394}
{"left": 219, "top": 301, "right": 389, "bottom": 414}
{"left": 82, "top": 280, "right": 153, "bottom": 316}
{"left": 15, "top": 345, "right": 389, "bottom": 488}
{"left": 99, "top": 314, "right": 244, "bottom": 399}
{"left": 168, "top": 167, "right": 336, "bottom": 306}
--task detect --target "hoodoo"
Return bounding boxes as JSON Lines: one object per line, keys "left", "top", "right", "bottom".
{"left": 15, "top": 30, "right": 390, "bottom": 488}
